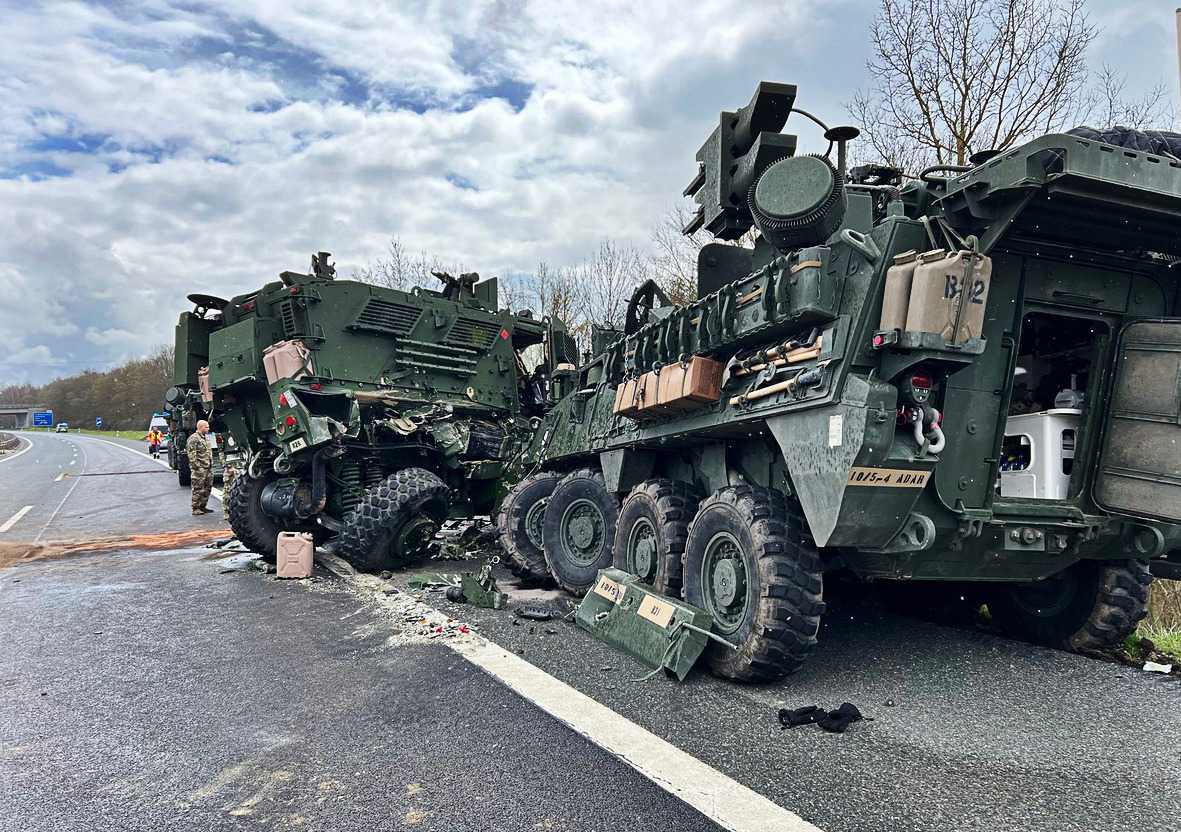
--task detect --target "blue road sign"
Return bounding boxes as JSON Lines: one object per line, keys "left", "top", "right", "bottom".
{"left": 95, "top": 417, "right": 103, "bottom": 428}
{"left": 32, "top": 411, "right": 53, "bottom": 427}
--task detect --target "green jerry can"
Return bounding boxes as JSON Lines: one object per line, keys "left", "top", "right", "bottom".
{"left": 575, "top": 568, "right": 718, "bottom": 681}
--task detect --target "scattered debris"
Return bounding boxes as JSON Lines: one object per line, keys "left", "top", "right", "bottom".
{"left": 379, "top": 571, "right": 393, "bottom": 580}
{"left": 575, "top": 568, "right": 722, "bottom": 682}
{"left": 779, "top": 705, "right": 825, "bottom": 728}
{"left": 457, "top": 559, "right": 508, "bottom": 609}
{"left": 1143, "top": 661, "right": 1174, "bottom": 674}
{"left": 406, "top": 573, "right": 461, "bottom": 591}
{"left": 778, "top": 702, "right": 866, "bottom": 734}
{"left": 515, "top": 605, "right": 561, "bottom": 622}
{"left": 431, "top": 518, "right": 499, "bottom": 561}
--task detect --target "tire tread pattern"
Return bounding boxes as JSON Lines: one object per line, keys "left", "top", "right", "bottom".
{"left": 687, "top": 485, "right": 824, "bottom": 682}
{"left": 336, "top": 467, "right": 449, "bottom": 573}
{"left": 497, "top": 470, "right": 564, "bottom": 582}
{"left": 1069, "top": 559, "right": 1152, "bottom": 654}
{"left": 543, "top": 468, "right": 618, "bottom": 596}
{"left": 615, "top": 478, "right": 700, "bottom": 597}
{"left": 226, "top": 474, "right": 280, "bottom": 562}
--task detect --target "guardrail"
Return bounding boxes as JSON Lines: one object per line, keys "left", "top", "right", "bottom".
{"left": 0, "top": 432, "right": 20, "bottom": 451}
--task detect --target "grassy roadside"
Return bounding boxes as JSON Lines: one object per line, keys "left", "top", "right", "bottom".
{"left": 1126, "top": 580, "right": 1181, "bottom": 665}
{"left": 74, "top": 429, "right": 146, "bottom": 442}
{"left": 19, "top": 427, "right": 148, "bottom": 442}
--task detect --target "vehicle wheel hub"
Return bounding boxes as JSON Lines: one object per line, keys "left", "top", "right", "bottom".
{"left": 703, "top": 531, "right": 747, "bottom": 634}
{"left": 395, "top": 514, "right": 438, "bottom": 560}
{"left": 712, "top": 559, "right": 741, "bottom": 607}
{"left": 561, "top": 499, "right": 604, "bottom": 564}
{"left": 628, "top": 518, "right": 657, "bottom": 581}
{"left": 524, "top": 498, "right": 548, "bottom": 550}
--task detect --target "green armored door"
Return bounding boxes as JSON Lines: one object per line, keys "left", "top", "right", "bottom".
{"left": 1093, "top": 319, "right": 1181, "bottom": 523}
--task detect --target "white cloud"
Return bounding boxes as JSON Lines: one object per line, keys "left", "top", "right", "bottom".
{"left": 0, "top": 0, "right": 1164, "bottom": 385}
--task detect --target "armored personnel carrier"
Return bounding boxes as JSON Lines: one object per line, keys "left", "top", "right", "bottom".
{"left": 172, "top": 253, "right": 576, "bottom": 571}
{"left": 500, "top": 81, "right": 1181, "bottom": 681}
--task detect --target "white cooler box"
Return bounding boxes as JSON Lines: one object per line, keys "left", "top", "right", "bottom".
{"left": 998, "top": 408, "right": 1081, "bottom": 500}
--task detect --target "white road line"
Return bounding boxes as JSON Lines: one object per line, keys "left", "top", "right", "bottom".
{"left": 0, "top": 434, "right": 34, "bottom": 464}
{"left": 36, "top": 440, "right": 87, "bottom": 543}
{"left": 310, "top": 554, "right": 820, "bottom": 832}
{"left": 70, "top": 434, "right": 222, "bottom": 502}
{"left": 449, "top": 637, "right": 822, "bottom": 832}
{"left": 0, "top": 505, "right": 34, "bottom": 534}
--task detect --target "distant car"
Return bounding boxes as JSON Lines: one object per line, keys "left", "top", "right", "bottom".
{"left": 55, "top": 423, "right": 69, "bottom": 433}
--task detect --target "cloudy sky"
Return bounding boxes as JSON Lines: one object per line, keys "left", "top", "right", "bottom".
{"left": 0, "top": 0, "right": 1173, "bottom": 385}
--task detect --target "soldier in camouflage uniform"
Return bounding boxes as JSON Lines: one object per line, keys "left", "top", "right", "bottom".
{"left": 186, "top": 420, "right": 214, "bottom": 515}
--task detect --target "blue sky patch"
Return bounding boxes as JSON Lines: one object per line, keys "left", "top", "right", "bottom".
{"left": 0, "top": 159, "right": 73, "bottom": 181}
{"left": 28, "top": 132, "right": 111, "bottom": 154}
{"left": 471, "top": 78, "right": 533, "bottom": 112}
{"left": 446, "top": 172, "right": 478, "bottom": 191}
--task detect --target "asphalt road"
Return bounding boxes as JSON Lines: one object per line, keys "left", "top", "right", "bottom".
{"left": 2, "top": 431, "right": 1179, "bottom": 831}
{"left": 0, "top": 431, "right": 221, "bottom": 542}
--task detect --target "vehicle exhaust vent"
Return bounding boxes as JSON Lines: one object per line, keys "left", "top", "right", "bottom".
{"left": 446, "top": 316, "right": 503, "bottom": 349}
{"left": 351, "top": 298, "right": 423, "bottom": 336}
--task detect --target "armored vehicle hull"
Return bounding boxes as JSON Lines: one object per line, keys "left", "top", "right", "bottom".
{"left": 173, "top": 256, "right": 575, "bottom": 571}
{"left": 501, "top": 82, "right": 1181, "bottom": 681}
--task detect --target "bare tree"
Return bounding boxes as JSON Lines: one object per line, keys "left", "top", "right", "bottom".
{"left": 649, "top": 207, "right": 706, "bottom": 306}
{"left": 850, "top": 0, "right": 1096, "bottom": 170}
{"left": 649, "top": 206, "right": 760, "bottom": 305}
{"left": 533, "top": 261, "right": 583, "bottom": 330}
{"left": 573, "top": 240, "right": 650, "bottom": 332}
{"left": 1078, "top": 63, "right": 1172, "bottom": 131}
{"left": 353, "top": 237, "right": 464, "bottom": 293}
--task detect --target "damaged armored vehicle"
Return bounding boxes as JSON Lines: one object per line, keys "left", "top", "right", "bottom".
{"left": 172, "top": 254, "right": 576, "bottom": 571}
{"left": 500, "top": 81, "right": 1181, "bottom": 681}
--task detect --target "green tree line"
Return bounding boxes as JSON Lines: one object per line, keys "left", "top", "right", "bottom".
{"left": 0, "top": 345, "right": 174, "bottom": 431}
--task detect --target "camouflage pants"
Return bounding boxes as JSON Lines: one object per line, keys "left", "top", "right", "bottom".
{"left": 191, "top": 467, "right": 213, "bottom": 511}
{"left": 221, "top": 467, "right": 237, "bottom": 521}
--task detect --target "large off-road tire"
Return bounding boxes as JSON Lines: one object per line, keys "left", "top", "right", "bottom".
{"left": 336, "top": 468, "right": 449, "bottom": 573}
{"left": 541, "top": 468, "right": 619, "bottom": 595}
{"left": 226, "top": 474, "right": 281, "bottom": 563}
{"left": 497, "top": 471, "right": 564, "bottom": 584}
{"left": 986, "top": 559, "right": 1151, "bottom": 654}
{"left": 613, "top": 478, "right": 699, "bottom": 598}
{"left": 177, "top": 455, "right": 191, "bottom": 487}
{"left": 683, "top": 485, "right": 824, "bottom": 682}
